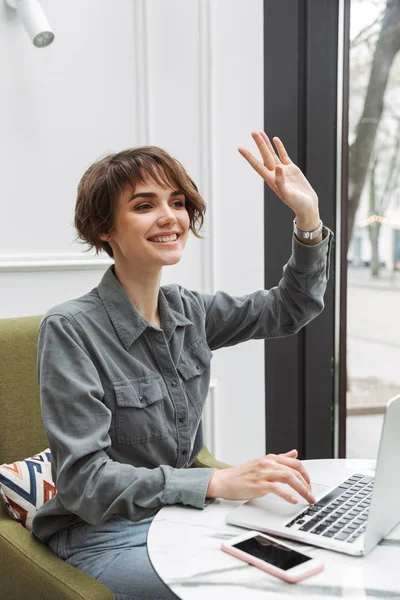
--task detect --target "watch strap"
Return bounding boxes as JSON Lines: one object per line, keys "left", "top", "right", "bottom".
{"left": 293, "top": 218, "right": 323, "bottom": 240}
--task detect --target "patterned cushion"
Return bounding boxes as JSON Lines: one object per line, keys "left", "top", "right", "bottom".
{"left": 0, "top": 448, "right": 56, "bottom": 531}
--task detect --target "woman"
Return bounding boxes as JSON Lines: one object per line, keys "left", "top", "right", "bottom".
{"left": 32, "top": 131, "right": 332, "bottom": 600}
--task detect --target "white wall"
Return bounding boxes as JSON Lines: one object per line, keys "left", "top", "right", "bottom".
{"left": 208, "top": 0, "right": 265, "bottom": 464}
{"left": 0, "top": 0, "right": 264, "bottom": 466}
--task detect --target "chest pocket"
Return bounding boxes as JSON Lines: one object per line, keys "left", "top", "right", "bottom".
{"left": 177, "top": 338, "right": 213, "bottom": 416}
{"left": 113, "top": 376, "right": 168, "bottom": 445}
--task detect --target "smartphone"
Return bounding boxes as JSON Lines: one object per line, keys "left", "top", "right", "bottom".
{"left": 221, "top": 530, "right": 324, "bottom": 583}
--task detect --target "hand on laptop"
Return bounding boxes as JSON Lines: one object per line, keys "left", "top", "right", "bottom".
{"left": 206, "top": 449, "right": 316, "bottom": 505}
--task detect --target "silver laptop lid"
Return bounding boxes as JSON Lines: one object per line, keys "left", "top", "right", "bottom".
{"left": 364, "top": 395, "right": 400, "bottom": 555}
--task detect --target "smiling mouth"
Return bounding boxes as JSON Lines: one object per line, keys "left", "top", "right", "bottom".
{"left": 148, "top": 233, "right": 180, "bottom": 243}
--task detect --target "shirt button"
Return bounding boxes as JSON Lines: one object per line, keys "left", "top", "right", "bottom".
{"left": 139, "top": 395, "right": 144, "bottom": 401}
{"left": 195, "top": 364, "right": 200, "bottom": 370}
{"left": 179, "top": 416, "right": 185, "bottom": 423}
{"left": 182, "top": 450, "right": 187, "bottom": 455}
{"left": 171, "top": 381, "right": 177, "bottom": 387}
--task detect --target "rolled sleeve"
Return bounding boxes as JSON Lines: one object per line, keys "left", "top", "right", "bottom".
{"left": 290, "top": 226, "right": 332, "bottom": 273}
{"left": 193, "top": 227, "right": 333, "bottom": 350}
{"left": 163, "top": 467, "right": 215, "bottom": 508}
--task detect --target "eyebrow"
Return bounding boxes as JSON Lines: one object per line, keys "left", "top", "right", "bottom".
{"left": 128, "top": 189, "right": 184, "bottom": 202}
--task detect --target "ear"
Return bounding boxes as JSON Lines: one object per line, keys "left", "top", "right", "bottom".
{"left": 99, "top": 233, "right": 112, "bottom": 242}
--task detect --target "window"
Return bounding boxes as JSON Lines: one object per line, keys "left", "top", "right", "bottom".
{"left": 346, "top": 0, "right": 400, "bottom": 458}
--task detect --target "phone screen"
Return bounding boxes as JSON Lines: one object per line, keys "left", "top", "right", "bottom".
{"left": 233, "top": 535, "right": 312, "bottom": 571}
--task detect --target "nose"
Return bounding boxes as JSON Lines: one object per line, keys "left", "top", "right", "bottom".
{"left": 157, "top": 203, "right": 177, "bottom": 227}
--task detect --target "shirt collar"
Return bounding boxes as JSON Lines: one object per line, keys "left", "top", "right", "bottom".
{"left": 97, "top": 266, "right": 192, "bottom": 349}
{"left": 158, "top": 287, "right": 193, "bottom": 341}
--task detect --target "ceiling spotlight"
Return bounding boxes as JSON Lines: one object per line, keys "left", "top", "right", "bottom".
{"left": 5, "top": 0, "right": 55, "bottom": 48}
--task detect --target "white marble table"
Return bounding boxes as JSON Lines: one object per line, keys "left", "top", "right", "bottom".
{"left": 148, "top": 460, "right": 400, "bottom": 599}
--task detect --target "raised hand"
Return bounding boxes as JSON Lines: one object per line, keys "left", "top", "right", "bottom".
{"left": 238, "top": 131, "right": 321, "bottom": 236}
{"left": 206, "top": 449, "right": 316, "bottom": 505}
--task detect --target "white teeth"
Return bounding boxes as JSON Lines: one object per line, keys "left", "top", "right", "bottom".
{"left": 150, "top": 234, "right": 178, "bottom": 243}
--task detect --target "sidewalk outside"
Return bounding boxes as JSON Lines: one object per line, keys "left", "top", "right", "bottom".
{"left": 347, "top": 266, "right": 400, "bottom": 416}
{"left": 347, "top": 265, "right": 400, "bottom": 291}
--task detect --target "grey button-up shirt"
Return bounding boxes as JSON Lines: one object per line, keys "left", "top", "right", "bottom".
{"left": 32, "top": 229, "right": 333, "bottom": 543}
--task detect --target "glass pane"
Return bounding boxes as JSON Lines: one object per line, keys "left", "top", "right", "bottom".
{"left": 346, "top": 0, "right": 400, "bottom": 458}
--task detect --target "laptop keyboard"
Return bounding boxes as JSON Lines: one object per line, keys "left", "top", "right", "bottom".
{"left": 285, "top": 473, "right": 374, "bottom": 544}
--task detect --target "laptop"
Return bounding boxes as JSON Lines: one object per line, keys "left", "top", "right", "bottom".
{"left": 226, "top": 394, "right": 400, "bottom": 556}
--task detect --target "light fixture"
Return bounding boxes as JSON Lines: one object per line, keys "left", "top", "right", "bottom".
{"left": 4, "top": 0, "right": 55, "bottom": 48}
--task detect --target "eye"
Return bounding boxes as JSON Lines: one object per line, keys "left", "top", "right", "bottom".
{"left": 135, "top": 203, "right": 152, "bottom": 211}
{"left": 172, "top": 199, "right": 186, "bottom": 208}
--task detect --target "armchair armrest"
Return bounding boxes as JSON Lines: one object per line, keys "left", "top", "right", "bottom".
{"left": 191, "top": 445, "right": 231, "bottom": 470}
{"left": 0, "top": 502, "right": 113, "bottom": 600}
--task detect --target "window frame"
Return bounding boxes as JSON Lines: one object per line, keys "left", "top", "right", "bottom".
{"left": 263, "top": 0, "right": 349, "bottom": 458}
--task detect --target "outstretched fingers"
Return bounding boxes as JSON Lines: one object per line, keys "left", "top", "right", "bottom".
{"left": 272, "top": 137, "right": 292, "bottom": 165}
{"left": 251, "top": 131, "right": 276, "bottom": 170}
{"left": 237, "top": 146, "right": 269, "bottom": 180}
{"left": 259, "top": 131, "right": 280, "bottom": 166}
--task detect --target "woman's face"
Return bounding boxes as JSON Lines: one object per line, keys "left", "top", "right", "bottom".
{"left": 102, "top": 174, "right": 190, "bottom": 270}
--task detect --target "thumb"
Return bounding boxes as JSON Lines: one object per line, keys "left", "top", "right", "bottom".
{"left": 275, "top": 165, "right": 285, "bottom": 182}
{"left": 274, "top": 165, "right": 289, "bottom": 196}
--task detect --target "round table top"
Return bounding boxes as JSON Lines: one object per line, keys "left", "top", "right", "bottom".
{"left": 148, "top": 459, "right": 400, "bottom": 599}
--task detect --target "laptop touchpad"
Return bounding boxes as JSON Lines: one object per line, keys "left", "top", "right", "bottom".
{"left": 247, "top": 482, "right": 331, "bottom": 518}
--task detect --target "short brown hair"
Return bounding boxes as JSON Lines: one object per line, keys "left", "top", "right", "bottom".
{"left": 74, "top": 146, "right": 206, "bottom": 258}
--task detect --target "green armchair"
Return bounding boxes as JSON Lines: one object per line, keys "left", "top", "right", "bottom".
{"left": 0, "top": 315, "right": 230, "bottom": 600}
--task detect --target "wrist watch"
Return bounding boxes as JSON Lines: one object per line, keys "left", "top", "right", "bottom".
{"left": 293, "top": 218, "right": 323, "bottom": 241}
